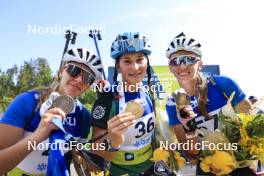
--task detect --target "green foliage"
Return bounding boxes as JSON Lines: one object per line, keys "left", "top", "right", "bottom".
{"left": 79, "top": 88, "right": 97, "bottom": 111}
{"left": 0, "top": 57, "right": 53, "bottom": 112}
{"left": 219, "top": 115, "right": 241, "bottom": 143}
{"left": 234, "top": 146, "right": 255, "bottom": 161}
{"left": 0, "top": 57, "right": 96, "bottom": 112}
{"left": 16, "top": 58, "right": 52, "bottom": 93}
{"left": 33, "top": 58, "right": 53, "bottom": 87}
{"left": 247, "top": 114, "right": 264, "bottom": 138}
{"left": 200, "top": 149, "right": 215, "bottom": 158}
{"left": 0, "top": 96, "right": 13, "bottom": 112}
{"left": 0, "top": 66, "right": 18, "bottom": 97}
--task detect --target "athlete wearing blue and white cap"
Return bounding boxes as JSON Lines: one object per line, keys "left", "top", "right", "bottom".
{"left": 110, "top": 32, "right": 151, "bottom": 59}
{"left": 91, "top": 32, "right": 160, "bottom": 176}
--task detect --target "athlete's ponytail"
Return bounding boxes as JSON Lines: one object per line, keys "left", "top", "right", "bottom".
{"left": 195, "top": 72, "right": 210, "bottom": 120}
{"left": 146, "top": 57, "right": 156, "bottom": 113}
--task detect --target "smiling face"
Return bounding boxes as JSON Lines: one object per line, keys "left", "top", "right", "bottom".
{"left": 117, "top": 52, "right": 148, "bottom": 87}
{"left": 58, "top": 62, "right": 92, "bottom": 98}
{"left": 169, "top": 50, "right": 203, "bottom": 85}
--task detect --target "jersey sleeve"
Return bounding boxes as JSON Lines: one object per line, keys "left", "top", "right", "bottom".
{"left": 165, "top": 96, "right": 180, "bottom": 126}
{"left": 213, "top": 75, "right": 246, "bottom": 106}
{"left": 90, "top": 92, "right": 114, "bottom": 129}
{"left": 0, "top": 91, "right": 37, "bottom": 128}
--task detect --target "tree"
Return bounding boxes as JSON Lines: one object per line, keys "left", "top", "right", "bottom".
{"left": 0, "top": 65, "right": 18, "bottom": 111}
{"left": 16, "top": 58, "right": 52, "bottom": 93}
{"left": 16, "top": 59, "right": 35, "bottom": 93}
{"left": 79, "top": 88, "right": 97, "bottom": 111}
{"left": 0, "top": 57, "right": 97, "bottom": 112}
{"left": 0, "top": 57, "right": 53, "bottom": 112}
{"left": 33, "top": 58, "right": 53, "bottom": 88}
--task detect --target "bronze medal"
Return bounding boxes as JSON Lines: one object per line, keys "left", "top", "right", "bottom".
{"left": 173, "top": 92, "right": 190, "bottom": 109}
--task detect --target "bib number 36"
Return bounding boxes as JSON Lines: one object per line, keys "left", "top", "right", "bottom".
{"left": 135, "top": 117, "right": 154, "bottom": 138}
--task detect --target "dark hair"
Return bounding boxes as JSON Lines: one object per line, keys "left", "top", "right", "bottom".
{"left": 113, "top": 58, "right": 119, "bottom": 86}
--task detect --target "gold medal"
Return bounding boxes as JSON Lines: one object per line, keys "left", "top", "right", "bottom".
{"left": 125, "top": 100, "right": 144, "bottom": 119}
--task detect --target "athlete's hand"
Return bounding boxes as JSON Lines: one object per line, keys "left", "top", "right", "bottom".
{"left": 107, "top": 112, "right": 136, "bottom": 148}
{"left": 177, "top": 105, "right": 196, "bottom": 131}
{"left": 249, "top": 160, "right": 259, "bottom": 174}
{"left": 33, "top": 108, "right": 66, "bottom": 143}
{"left": 95, "top": 80, "right": 109, "bottom": 91}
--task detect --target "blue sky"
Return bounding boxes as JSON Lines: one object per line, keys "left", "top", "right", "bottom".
{"left": 1, "top": 0, "right": 264, "bottom": 97}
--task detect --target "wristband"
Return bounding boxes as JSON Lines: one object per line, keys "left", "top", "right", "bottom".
{"left": 104, "top": 137, "right": 120, "bottom": 152}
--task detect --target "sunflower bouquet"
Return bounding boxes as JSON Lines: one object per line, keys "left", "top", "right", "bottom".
{"left": 90, "top": 171, "right": 109, "bottom": 176}
{"left": 199, "top": 128, "right": 238, "bottom": 175}
{"left": 200, "top": 92, "right": 264, "bottom": 175}
{"left": 219, "top": 93, "right": 264, "bottom": 163}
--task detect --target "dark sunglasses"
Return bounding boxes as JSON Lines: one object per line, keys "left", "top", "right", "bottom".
{"left": 66, "top": 64, "right": 95, "bottom": 85}
{"left": 169, "top": 55, "right": 199, "bottom": 66}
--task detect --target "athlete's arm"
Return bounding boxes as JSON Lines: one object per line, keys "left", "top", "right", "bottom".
{"left": 173, "top": 107, "right": 199, "bottom": 164}
{"left": 0, "top": 108, "right": 65, "bottom": 174}
{"left": 173, "top": 124, "right": 186, "bottom": 144}
{"left": 173, "top": 124, "right": 199, "bottom": 164}
{"left": 235, "top": 98, "right": 252, "bottom": 113}
{"left": 0, "top": 124, "right": 41, "bottom": 174}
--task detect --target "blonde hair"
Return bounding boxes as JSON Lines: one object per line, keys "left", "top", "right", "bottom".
{"left": 34, "top": 74, "right": 61, "bottom": 110}
{"left": 34, "top": 60, "right": 68, "bottom": 110}
{"left": 195, "top": 72, "right": 210, "bottom": 120}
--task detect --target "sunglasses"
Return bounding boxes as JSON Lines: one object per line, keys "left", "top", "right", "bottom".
{"left": 66, "top": 64, "right": 95, "bottom": 85}
{"left": 169, "top": 55, "right": 199, "bottom": 66}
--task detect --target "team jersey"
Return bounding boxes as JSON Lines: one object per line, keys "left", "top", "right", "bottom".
{"left": 91, "top": 88, "right": 155, "bottom": 176}
{"left": 166, "top": 75, "right": 246, "bottom": 131}
{"left": 0, "top": 90, "right": 90, "bottom": 175}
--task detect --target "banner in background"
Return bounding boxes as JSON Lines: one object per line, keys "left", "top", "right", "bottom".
{"left": 107, "top": 65, "right": 220, "bottom": 98}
